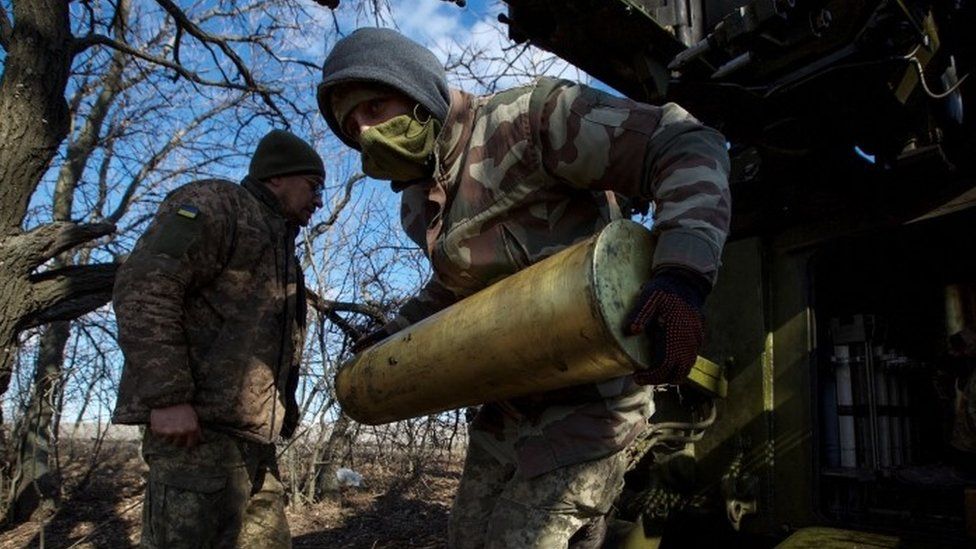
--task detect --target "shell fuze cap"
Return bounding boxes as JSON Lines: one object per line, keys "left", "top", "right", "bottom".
{"left": 249, "top": 129, "right": 325, "bottom": 181}
{"left": 317, "top": 27, "right": 451, "bottom": 150}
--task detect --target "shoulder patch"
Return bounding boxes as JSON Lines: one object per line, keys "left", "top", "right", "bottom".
{"left": 176, "top": 205, "right": 200, "bottom": 219}
{"left": 148, "top": 207, "right": 205, "bottom": 259}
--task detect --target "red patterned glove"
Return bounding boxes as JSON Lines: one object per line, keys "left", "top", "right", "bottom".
{"left": 625, "top": 269, "right": 709, "bottom": 385}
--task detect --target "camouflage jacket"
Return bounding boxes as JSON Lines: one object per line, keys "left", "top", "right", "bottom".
{"left": 112, "top": 178, "right": 306, "bottom": 444}
{"left": 389, "top": 77, "right": 731, "bottom": 477}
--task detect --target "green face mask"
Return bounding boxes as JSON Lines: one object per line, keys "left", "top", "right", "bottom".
{"left": 359, "top": 113, "right": 440, "bottom": 181}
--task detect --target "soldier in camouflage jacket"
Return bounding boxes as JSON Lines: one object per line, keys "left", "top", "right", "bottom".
{"left": 318, "top": 28, "right": 730, "bottom": 548}
{"left": 113, "top": 129, "right": 325, "bottom": 548}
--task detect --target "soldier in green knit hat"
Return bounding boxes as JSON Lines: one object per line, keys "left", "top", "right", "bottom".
{"left": 113, "top": 129, "right": 325, "bottom": 548}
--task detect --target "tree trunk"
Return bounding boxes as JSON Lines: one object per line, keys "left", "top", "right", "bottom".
{"left": 8, "top": 321, "right": 69, "bottom": 523}
{"left": 0, "top": 0, "right": 128, "bottom": 521}
{"left": 0, "top": 0, "right": 72, "bottom": 231}
{"left": 0, "top": 0, "right": 126, "bottom": 506}
{"left": 0, "top": 0, "right": 74, "bottom": 425}
{"left": 313, "top": 413, "right": 353, "bottom": 501}
{"left": 4, "top": 0, "right": 133, "bottom": 521}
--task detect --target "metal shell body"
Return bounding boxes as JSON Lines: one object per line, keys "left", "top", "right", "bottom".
{"left": 336, "top": 219, "right": 654, "bottom": 425}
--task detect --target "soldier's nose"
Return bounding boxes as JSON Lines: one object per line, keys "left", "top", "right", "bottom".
{"left": 345, "top": 113, "right": 369, "bottom": 141}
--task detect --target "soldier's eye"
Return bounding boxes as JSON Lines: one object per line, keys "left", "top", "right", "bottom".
{"left": 306, "top": 177, "right": 324, "bottom": 195}
{"left": 366, "top": 99, "right": 384, "bottom": 117}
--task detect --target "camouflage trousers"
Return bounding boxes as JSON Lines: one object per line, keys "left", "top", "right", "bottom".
{"left": 139, "top": 428, "right": 291, "bottom": 548}
{"left": 448, "top": 428, "right": 627, "bottom": 549}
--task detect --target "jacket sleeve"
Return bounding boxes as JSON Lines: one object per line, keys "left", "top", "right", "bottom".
{"left": 113, "top": 184, "right": 233, "bottom": 410}
{"left": 536, "top": 80, "right": 732, "bottom": 284}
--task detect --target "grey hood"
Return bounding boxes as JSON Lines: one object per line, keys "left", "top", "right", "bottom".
{"left": 317, "top": 27, "right": 451, "bottom": 150}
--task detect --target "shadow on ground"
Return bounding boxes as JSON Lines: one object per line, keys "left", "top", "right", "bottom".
{"left": 0, "top": 446, "right": 463, "bottom": 548}
{"left": 0, "top": 440, "right": 145, "bottom": 548}
{"left": 292, "top": 463, "right": 455, "bottom": 549}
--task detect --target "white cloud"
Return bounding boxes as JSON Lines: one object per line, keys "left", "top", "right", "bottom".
{"left": 392, "top": 0, "right": 466, "bottom": 44}
{"left": 290, "top": 0, "right": 600, "bottom": 98}
{"left": 336, "top": 1, "right": 586, "bottom": 88}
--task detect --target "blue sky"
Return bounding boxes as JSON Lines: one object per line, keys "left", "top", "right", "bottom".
{"left": 300, "top": 0, "right": 609, "bottom": 203}
{"left": 19, "top": 0, "right": 606, "bottom": 225}
{"left": 18, "top": 0, "right": 603, "bottom": 264}
{"left": 301, "top": 0, "right": 598, "bottom": 92}
{"left": 1, "top": 0, "right": 628, "bottom": 424}
{"left": 14, "top": 0, "right": 619, "bottom": 286}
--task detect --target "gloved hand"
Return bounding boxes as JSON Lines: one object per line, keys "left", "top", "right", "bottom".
{"left": 352, "top": 326, "right": 392, "bottom": 354}
{"left": 624, "top": 268, "right": 709, "bottom": 385}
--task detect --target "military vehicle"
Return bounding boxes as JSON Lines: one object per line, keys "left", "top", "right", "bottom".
{"left": 490, "top": 1, "right": 976, "bottom": 547}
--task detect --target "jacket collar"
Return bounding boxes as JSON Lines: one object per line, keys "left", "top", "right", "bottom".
{"left": 241, "top": 176, "right": 300, "bottom": 237}
{"left": 242, "top": 175, "right": 285, "bottom": 216}
{"left": 390, "top": 88, "right": 475, "bottom": 194}
{"left": 393, "top": 89, "right": 478, "bottom": 255}
{"left": 434, "top": 88, "right": 476, "bottom": 183}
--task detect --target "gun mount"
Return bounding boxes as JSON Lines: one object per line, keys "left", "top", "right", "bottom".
{"left": 495, "top": 1, "right": 976, "bottom": 546}
{"left": 501, "top": 0, "right": 975, "bottom": 244}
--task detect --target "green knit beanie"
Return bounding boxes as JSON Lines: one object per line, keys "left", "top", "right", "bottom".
{"left": 249, "top": 129, "right": 325, "bottom": 181}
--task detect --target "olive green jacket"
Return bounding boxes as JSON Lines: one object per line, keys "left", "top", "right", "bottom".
{"left": 112, "top": 177, "right": 305, "bottom": 443}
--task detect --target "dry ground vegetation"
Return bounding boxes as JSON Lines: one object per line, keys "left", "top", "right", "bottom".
{"left": 0, "top": 434, "right": 464, "bottom": 549}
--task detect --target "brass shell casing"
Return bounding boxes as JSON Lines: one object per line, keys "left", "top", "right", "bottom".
{"left": 336, "top": 219, "right": 655, "bottom": 425}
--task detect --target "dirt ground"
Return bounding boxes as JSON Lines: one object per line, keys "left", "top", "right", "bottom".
{"left": 0, "top": 441, "right": 461, "bottom": 549}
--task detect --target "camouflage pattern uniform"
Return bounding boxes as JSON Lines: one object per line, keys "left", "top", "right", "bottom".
{"left": 382, "top": 77, "right": 731, "bottom": 547}
{"left": 113, "top": 177, "right": 306, "bottom": 548}
{"left": 140, "top": 429, "right": 290, "bottom": 548}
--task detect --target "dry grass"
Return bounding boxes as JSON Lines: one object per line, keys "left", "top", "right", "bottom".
{"left": 290, "top": 458, "right": 461, "bottom": 548}
{"left": 0, "top": 441, "right": 462, "bottom": 549}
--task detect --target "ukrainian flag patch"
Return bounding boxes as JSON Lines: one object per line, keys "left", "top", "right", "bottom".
{"left": 176, "top": 205, "right": 199, "bottom": 219}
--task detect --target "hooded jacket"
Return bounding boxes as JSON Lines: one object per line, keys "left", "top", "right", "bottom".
{"left": 385, "top": 78, "right": 732, "bottom": 477}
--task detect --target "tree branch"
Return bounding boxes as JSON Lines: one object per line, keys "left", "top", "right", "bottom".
{"left": 305, "top": 289, "right": 387, "bottom": 341}
{"left": 310, "top": 174, "right": 365, "bottom": 238}
{"left": 153, "top": 0, "right": 287, "bottom": 124}
{"left": 171, "top": 22, "right": 183, "bottom": 81}
{"left": 92, "top": 129, "right": 116, "bottom": 221}
{"left": 8, "top": 222, "right": 115, "bottom": 273}
{"left": 306, "top": 290, "right": 387, "bottom": 323}
{"left": 71, "top": 34, "right": 273, "bottom": 95}
{"left": 55, "top": 0, "right": 130, "bottom": 225}
{"left": 105, "top": 94, "right": 246, "bottom": 224}
{"left": 20, "top": 264, "right": 119, "bottom": 330}
{"left": 108, "top": 0, "right": 126, "bottom": 38}
{"left": 320, "top": 309, "right": 359, "bottom": 341}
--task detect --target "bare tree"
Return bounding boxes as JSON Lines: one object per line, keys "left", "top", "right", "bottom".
{"left": 5, "top": 0, "right": 133, "bottom": 521}
{"left": 0, "top": 0, "right": 332, "bottom": 522}
{"left": 0, "top": 0, "right": 584, "bottom": 534}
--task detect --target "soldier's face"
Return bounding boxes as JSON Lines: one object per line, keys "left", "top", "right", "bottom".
{"left": 338, "top": 85, "right": 415, "bottom": 142}
{"left": 266, "top": 174, "right": 324, "bottom": 226}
